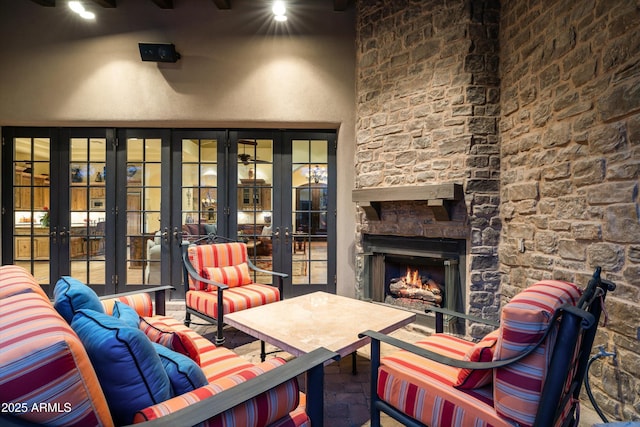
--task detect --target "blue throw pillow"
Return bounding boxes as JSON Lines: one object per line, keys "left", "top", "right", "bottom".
{"left": 71, "top": 309, "right": 172, "bottom": 425}
{"left": 53, "top": 276, "right": 104, "bottom": 323}
{"left": 152, "top": 343, "right": 208, "bottom": 396}
{"left": 111, "top": 301, "right": 141, "bottom": 329}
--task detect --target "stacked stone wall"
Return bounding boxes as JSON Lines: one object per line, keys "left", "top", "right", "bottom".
{"left": 500, "top": 0, "right": 640, "bottom": 420}
{"left": 354, "top": 0, "right": 502, "bottom": 334}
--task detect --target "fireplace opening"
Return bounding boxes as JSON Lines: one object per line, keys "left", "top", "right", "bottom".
{"left": 363, "top": 234, "right": 466, "bottom": 333}
{"left": 385, "top": 256, "right": 446, "bottom": 308}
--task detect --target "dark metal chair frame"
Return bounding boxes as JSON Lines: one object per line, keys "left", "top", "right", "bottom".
{"left": 360, "top": 267, "right": 615, "bottom": 427}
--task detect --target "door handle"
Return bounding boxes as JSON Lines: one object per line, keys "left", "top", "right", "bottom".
{"left": 274, "top": 227, "right": 280, "bottom": 238}
{"left": 284, "top": 227, "right": 290, "bottom": 245}
{"left": 173, "top": 227, "right": 181, "bottom": 242}
{"left": 162, "top": 227, "right": 169, "bottom": 244}
{"left": 50, "top": 226, "right": 57, "bottom": 244}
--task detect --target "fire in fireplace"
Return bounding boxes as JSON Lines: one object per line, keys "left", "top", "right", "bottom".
{"left": 386, "top": 257, "right": 445, "bottom": 308}
{"left": 389, "top": 267, "right": 443, "bottom": 305}
{"left": 363, "top": 234, "right": 466, "bottom": 331}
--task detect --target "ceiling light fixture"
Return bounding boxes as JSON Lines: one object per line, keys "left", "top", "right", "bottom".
{"left": 68, "top": 1, "right": 95, "bottom": 20}
{"left": 272, "top": 1, "right": 287, "bottom": 22}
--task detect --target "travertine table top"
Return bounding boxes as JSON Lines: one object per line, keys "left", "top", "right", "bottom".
{"left": 224, "top": 291, "right": 415, "bottom": 358}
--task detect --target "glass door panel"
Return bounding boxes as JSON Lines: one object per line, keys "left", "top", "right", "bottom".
{"left": 237, "top": 139, "right": 274, "bottom": 284}
{"left": 125, "top": 137, "right": 162, "bottom": 286}
{"left": 12, "top": 137, "right": 51, "bottom": 285}
{"left": 182, "top": 138, "right": 219, "bottom": 240}
{"left": 69, "top": 138, "right": 107, "bottom": 287}
{"left": 291, "top": 139, "right": 329, "bottom": 287}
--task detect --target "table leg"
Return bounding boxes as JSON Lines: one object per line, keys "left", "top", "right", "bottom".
{"left": 352, "top": 352, "right": 357, "bottom": 375}
{"left": 261, "top": 340, "right": 266, "bottom": 362}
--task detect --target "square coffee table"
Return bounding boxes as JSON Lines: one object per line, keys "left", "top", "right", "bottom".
{"left": 224, "top": 291, "right": 415, "bottom": 364}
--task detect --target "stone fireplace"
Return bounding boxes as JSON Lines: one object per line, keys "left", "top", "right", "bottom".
{"left": 354, "top": 0, "right": 502, "bottom": 338}
{"left": 362, "top": 233, "right": 466, "bottom": 332}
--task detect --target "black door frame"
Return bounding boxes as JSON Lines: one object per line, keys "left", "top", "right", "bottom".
{"left": 2, "top": 126, "right": 336, "bottom": 298}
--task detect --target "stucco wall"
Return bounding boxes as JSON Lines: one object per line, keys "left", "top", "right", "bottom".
{"left": 0, "top": 0, "right": 358, "bottom": 297}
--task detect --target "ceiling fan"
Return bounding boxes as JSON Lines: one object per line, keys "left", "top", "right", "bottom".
{"left": 237, "top": 139, "right": 268, "bottom": 165}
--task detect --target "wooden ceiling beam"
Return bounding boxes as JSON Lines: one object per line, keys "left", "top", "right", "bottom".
{"left": 150, "top": 0, "right": 174, "bottom": 8}
{"left": 29, "top": 0, "right": 55, "bottom": 6}
{"left": 334, "top": 0, "right": 350, "bottom": 11}
{"left": 89, "top": 0, "right": 117, "bottom": 7}
{"left": 212, "top": 0, "right": 231, "bottom": 9}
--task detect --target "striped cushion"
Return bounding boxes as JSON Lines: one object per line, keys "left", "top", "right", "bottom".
{"left": 188, "top": 243, "right": 249, "bottom": 290}
{"left": 203, "top": 262, "right": 252, "bottom": 289}
{"left": 139, "top": 315, "right": 254, "bottom": 380}
{"left": 0, "top": 291, "right": 113, "bottom": 427}
{"left": 102, "top": 292, "right": 153, "bottom": 317}
{"left": 377, "top": 350, "right": 513, "bottom": 427}
{"left": 0, "top": 265, "right": 49, "bottom": 300}
{"left": 139, "top": 317, "right": 201, "bottom": 365}
{"left": 133, "top": 359, "right": 303, "bottom": 427}
{"left": 186, "top": 284, "right": 280, "bottom": 319}
{"left": 268, "top": 396, "right": 311, "bottom": 427}
{"left": 493, "top": 279, "right": 582, "bottom": 427}
{"left": 454, "top": 329, "right": 500, "bottom": 389}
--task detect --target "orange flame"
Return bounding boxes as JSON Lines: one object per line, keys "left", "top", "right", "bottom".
{"left": 404, "top": 267, "right": 423, "bottom": 287}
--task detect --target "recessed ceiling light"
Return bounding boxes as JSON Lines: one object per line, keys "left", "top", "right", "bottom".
{"left": 272, "top": 0, "right": 287, "bottom": 21}
{"left": 68, "top": 1, "right": 84, "bottom": 13}
{"left": 80, "top": 10, "right": 96, "bottom": 20}
{"left": 272, "top": 1, "right": 286, "bottom": 16}
{"left": 68, "top": 1, "right": 96, "bottom": 20}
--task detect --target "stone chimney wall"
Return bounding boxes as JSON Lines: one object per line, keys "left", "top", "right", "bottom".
{"left": 355, "top": 0, "right": 639, "bottom": 419}
{"left": 355, "top": 0, "right": 502, "bottom": 333}
{"left": 500, "top": 0, "right": 640, "bottom": 420}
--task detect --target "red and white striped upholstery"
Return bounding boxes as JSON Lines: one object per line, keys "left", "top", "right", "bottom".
{"left": 493, "top": 279, "right": 582, "bottom": 427}
{"left": 377, "top": 279, "right": 583, "bottom": 427}
{"left": 187, "top": 284, "right": 280, "bottom": 319}
{"left": 0, "top": 272, "right": 113, "bottom": 427}
{"left": 187, "top": 243, "right": 249, "bottom": 291}
{"left": 102, "top": 292, "right": 154, "bottom": 317}
{"left": 133, "top": 360, "right": 304, "bottom": 426}
{"left": 0, "top": 266, "right": 313, "bottom": 427}
{"left": 378, "top": 334, "right": 512, "bottom": 427}
{"left": 186, "top": 242, "right": 280, "bottom": 321}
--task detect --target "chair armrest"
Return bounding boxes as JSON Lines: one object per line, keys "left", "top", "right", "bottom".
{"left": 98, "top": 285, "right": 174, "bottom": 301}
{"left": 124, "top": 347, "right": 339, "bottom": 427}
{"left": 360, "top": 305, "right": 593, "bottom": 371}
{"left": 359, "top": 330, "right": 500, "bottom": 370}
{"left": 99, "top": 285, "right": 174, "bottom": 316}
{"left": 424, "top": 306, "right": 499, "bottom": 333}
{"left": 247, "top": 258, "right": 288, "bottom": 278}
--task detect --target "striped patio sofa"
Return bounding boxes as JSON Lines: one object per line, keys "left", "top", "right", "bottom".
{"left": 360, "top": 268, "right": 615, "bottom": 427}
{"left": 0, "top": 265, "right": 335, "bottom": 427}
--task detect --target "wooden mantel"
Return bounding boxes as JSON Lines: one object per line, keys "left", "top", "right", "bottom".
{"left": 352, "top": 183, "right": 463, "bottom": 221}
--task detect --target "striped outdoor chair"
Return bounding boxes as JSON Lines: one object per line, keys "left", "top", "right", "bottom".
{"left": 360, "top": 268, "right": 615, "bottom": 427}
{"left": 182, "top": 241, "right": 286, "bottom": 345}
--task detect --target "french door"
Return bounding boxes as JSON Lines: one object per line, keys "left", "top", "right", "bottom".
{"left": 175, "top": 130, "right": 337, "bottom": 298}
{"left": 2, "top": 127, "right": 335, "bottom": 298}
{"left": 2, "top": 128, "right": 116, "bottom": 295}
